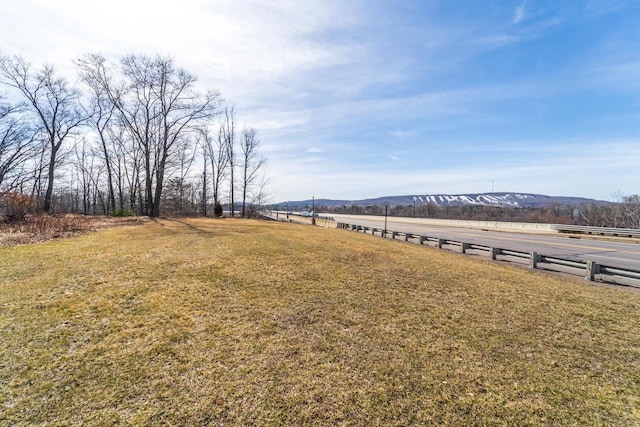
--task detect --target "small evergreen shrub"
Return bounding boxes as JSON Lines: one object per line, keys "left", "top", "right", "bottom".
{"left": 213, "top": 202, "right": 223, "bottom": 218}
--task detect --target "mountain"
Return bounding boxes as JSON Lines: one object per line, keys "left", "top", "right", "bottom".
{"left": 277, "top": 193, "right": 604, "bottom": 209}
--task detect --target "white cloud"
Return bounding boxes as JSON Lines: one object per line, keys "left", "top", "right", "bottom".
{"left": 512, "top": 1, "right": 527, "bottom": 25}
{"left": 388, "top": 130, "right": 414, "bottom": 138}
{"left": 0, "top": 1, "right": 363, "bottom": 96}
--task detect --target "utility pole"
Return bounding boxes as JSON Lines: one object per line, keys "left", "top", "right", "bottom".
{"left": 312, "top": 196, "right": 316, "bottom": 225}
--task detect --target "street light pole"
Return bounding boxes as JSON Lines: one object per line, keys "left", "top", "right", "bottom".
{"left": 311, "top": 196, "right": 316, "bottom": 225}
{"left": 384, "top": 204, "right": 388, "bottom": 238}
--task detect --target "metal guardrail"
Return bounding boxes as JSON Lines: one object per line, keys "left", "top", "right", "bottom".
{"left": 337, "top": 222, "right": 640, "bottom": 287}
{"left": 551, "top": 224, "right": 640, "bottom": 238}
{"left": 260, "top": 211, "right": 336, "bottom": 223}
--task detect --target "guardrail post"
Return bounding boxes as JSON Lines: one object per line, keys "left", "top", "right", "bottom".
{"left": 529, "top": 252, "right": 538, "bottom": 269}
{"left": 491, "top": 247, "right": 499, "bottom": 260}
{"left": 392, "top": 231, "right": 398, "bottom": 240}
{"left": 419, "top": 236, "right": 426, "bottom": 245}
{"left": 405, "top": 233, "right": 410, "bottom": 242}
{"left": 437, "top": 238, "right": 444, "bottom": 248}
{"left": 371, "top": 227, "right": 376, "bottom": 235}
{"left": 585, "top": 261, "right": 597, "bottom": 282}
{"left": 461, "top": 242, "right": 470, "bottom": 253}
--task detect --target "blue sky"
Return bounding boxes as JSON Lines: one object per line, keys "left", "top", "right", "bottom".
{"left": 1, "top": 0, "right": 639, "bottom": 202}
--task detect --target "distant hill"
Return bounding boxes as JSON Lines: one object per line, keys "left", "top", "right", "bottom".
{"left": 277, "top": 193, "right": 605, "bottom": 209}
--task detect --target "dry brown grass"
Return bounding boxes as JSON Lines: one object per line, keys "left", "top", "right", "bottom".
{"left": 1, "top": 218, "right": 639, "bottom": 425}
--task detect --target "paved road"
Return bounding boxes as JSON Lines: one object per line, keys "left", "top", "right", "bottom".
{"left": 330, "top": 214, "right": 640, "bottom": 271}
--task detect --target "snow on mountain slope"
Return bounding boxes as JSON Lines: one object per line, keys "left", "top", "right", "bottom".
{"left": 423, "top": 193, "right": 534, "bottom": 207}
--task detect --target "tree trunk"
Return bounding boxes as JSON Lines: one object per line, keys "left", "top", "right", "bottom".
{"left": 42, "top": 146, "right": 58, "bottom": 213}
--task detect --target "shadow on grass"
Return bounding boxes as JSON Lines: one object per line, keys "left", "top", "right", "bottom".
{"left": 159, "top": 218, "right": 245, "bottom": 236}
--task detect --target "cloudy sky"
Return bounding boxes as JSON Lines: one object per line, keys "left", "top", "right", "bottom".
{"left": 2, "top": 0, "right": 639, "bottom": 202}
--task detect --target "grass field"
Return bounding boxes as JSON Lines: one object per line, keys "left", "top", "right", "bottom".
{"left": 1, "top": 218, "right": 639, "bottom": 425}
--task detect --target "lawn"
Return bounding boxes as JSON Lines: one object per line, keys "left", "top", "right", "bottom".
{"left": 1, "top": 218, "right": 639, "bottom": 425}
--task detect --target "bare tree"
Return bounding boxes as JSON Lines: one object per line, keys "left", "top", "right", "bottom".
{"left": 77, "top": 53, "right": 220, "bottom": 217}
{"left": 0, "top": 55, "right": 87, "bottom": 212}
{"left": 73, "top": 137, "right": 107, "bottom": 214}
{"left": 169, "top": 135, "right": 197, "bottom": 215}
{"left": 0, "top": 96, "right": 39, "bottom": 191}
{"left": 221, "top": 106, "right": 236, "bottom": 217}
{"left": 626, "top": 195, "right": 640, "bottom": 228}
{"left": 106, "top": 120, "right": 127, "bottom": 212}
{"left": 201, "top": 156, "right": 207, "bottom": 217}
{"left": 78, "top": 61, "right": 118, "bottom": 213}
{"left": 239, "top": 127, "right": 266, "bottom": 217}
{"left": 198, "top": 124, "right": 229, "bottom": 216}
{"left": 108, "top": 117, "right": 145, "bottom": 214}
{"left": 77, "top": 54, "right": 158, "bottom": 215}
{"left": 617, "top": 192, "right": 640, "bottom": 229}
{"left": 248, "top": 171, "right": 270, "bottom": 217}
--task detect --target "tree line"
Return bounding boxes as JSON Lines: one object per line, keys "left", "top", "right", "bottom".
{"left": 577, "top": 194, "right": 640, "bottom": 229}
{"left": 0, "top": 53, "right": 267, "bottom": 219}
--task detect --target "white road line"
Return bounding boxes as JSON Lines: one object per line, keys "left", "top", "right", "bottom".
{"left": 589, "top": 254, "right": 640, "bottom": 264}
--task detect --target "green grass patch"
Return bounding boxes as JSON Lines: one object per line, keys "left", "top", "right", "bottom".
{"left": 1, "top": 218, "right": 639, "bottom": 425}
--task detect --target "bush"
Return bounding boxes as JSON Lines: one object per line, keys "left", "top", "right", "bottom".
{"left": 213, "top": 201, "right": 223, "bottom": 218}
{"left": 1, "top": 192, "right": 37, "bottom": 223}
{"left": 110, "top": 209, "right": 135, "bottom": 217}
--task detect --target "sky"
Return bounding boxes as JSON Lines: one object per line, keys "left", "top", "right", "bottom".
{"left": 1, "top": 0, "right": 639, "bottom": 202}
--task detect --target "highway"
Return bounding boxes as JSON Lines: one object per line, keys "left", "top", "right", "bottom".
{"left": 330, "top": 214, "right": 640, "bottom": 272}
